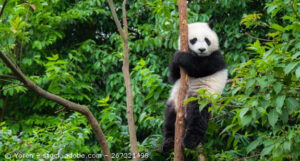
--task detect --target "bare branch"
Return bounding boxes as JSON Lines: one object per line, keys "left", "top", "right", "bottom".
{"left": 0, "top": 78, "right": 23, "bottom": 85}
{"left": 174, "top": 0, "right": 189, "bottom": 160}
{"left": 235, "top": 153, "right": 260, "bottom": 161}
{"left": 54, "top": 107, "right": 66, "bottom": 114}
{"left": 0, "top": 0, "right": 8, "bottom": 18}
{"left": 107, "top": 0, "right": 126, "bottom": 39}
{"left": 0, "top": 75, "right": 18, "bottom": 80}
{"left": 0, "top": 52, "right": 112, "bottom": 161}
{"left": 107, "top": 0, "right": 139, "bottom": 160}
{"left": 245, "top": 33, "right": 274, "bottom": 42}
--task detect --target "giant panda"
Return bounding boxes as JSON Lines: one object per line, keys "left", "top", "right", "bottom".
{"left": 162, "top": 21, "right": 228, "bottom": 152}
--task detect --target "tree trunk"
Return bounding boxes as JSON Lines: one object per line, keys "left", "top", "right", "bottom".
{"left": 107, "top": 0, "right": 139, "bottom": 160}
{"left": 174, "top": 0, "right": 189, "bottom": 161}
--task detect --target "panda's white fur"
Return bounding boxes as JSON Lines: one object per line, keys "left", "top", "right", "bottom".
{"left": 169, "top": 69, "right": 227, "bottom": 111}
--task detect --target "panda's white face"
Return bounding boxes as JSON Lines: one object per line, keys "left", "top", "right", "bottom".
{"left": 179, "top": 22, "right": 219, "bottom": 57}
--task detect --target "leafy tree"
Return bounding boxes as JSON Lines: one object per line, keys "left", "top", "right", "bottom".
{"left": 0, "top": 0, "right": 299, "bottom": 160}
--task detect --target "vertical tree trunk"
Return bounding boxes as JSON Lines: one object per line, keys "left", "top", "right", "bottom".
{"left": 174, "top": 0, "right": 189, "bottom": 161}
{"left": 122, "top": 1, "right": 140, "bottom": 160}
{"left": 107, "top": 0, "right": 139, "bottom": 160}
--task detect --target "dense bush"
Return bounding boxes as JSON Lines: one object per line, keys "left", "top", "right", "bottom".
{"left": 0, "top": 0, "right": 299, "bottom": 160}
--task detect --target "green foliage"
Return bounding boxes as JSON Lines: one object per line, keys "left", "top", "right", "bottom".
{"left": 0, "top": 114, "right": 95, "bottom": 160}
{"left": 0, "top": 0, "right": 299, "bottom": 160}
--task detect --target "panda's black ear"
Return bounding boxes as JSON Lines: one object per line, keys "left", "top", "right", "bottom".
{"left": 208, "top": 20, "right": 214, "bottom": 29}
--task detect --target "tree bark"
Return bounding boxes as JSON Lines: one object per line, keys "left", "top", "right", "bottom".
{"left": 0, "top": 0, "right": 8, "bottom": 17}
{"left": 0, "top": 52, "right": 112, "bottom": 161}
{"left": 107, "top": 0, "right": 139, "bottom": 160}
{"left": 174, "top": 0, "right": 189, "bottom": 161}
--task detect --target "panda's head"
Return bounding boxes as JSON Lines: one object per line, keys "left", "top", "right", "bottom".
{"left": 178, "top": 21, "right": 219, "bottom": 56}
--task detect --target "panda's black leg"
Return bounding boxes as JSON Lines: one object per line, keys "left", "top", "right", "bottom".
{"left": 182, "top": 100, "right": 210, "bottom": 149}
{"left": 162, "top": 101, "right": 177, "bottom": 153}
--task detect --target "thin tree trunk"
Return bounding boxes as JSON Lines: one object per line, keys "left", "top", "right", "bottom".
{"left": 174, "top": 0, "right": 189, "bottom": 161}
{"left": 107, "top": 0, "right": 139, "bottom": 160}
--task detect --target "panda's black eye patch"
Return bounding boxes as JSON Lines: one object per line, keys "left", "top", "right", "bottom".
{"left": 205, "top": 37, "right": 211, "bottom": 46}
{"left": 190, "top": 38, "right": 197, "bottom": 45}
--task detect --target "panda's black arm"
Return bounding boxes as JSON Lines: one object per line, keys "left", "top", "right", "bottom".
{"left": 173, "top": 51, "right": 200, "bottom": 77}
{"left": 174, "top": 50, "right": 227, "bottom": 77}
{"left": 169, "top": 60, "right": 180, "bottom": 83}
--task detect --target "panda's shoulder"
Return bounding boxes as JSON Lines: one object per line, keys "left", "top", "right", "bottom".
{"left": 209, "top": 50, "right": 226, "bottom": 64}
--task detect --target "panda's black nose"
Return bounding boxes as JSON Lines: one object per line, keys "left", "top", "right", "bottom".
{"left": 198, "top": 48, "right": 206, "bottom": 53}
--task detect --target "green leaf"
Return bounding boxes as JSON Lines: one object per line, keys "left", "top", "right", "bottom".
{"left": 33, "top": 40, "right": 43, "bottom": 50}
{"left": 292, "top": 51, "right": 300, "bottom": 59}
{"left": 232, "top": 86, "right": 241, "bottom": 95}
{"left": 257, "top": 77, "right": 267, "bottom": 89}
{"left": 295, "top": 66, "right": 300, "bottom": 79}
{"left": 280, "top": 109, "right": 289, "bottom": 123}
{"left": 239, "top": 107, "right": 249, "bottom": 118}
{"left": 241, "top": 115, "right": 252, "bottom": 126}
{"left": 247, "top": 137, "right": 262, "bottom": 153}
{"left": 283, "top": 141, "right": 291, "bottom": 152}
{"left": 270, "top": 23, "right": 285, "bottom": 32}
{"left": 268, "top": 109, "right": 278, "bottom": 127}
{"left": 246, "top": 79, "right": 256, "bottom": 90}
{"left": 199, "top": 101, "right": 209, "bottom": 112}
{"left": 273, "top": 82, "right": 282, "bottom": 94}
{"left": 220, "top": 124, "right": 235, "bottom": 135}
{"left": 183, "top": 96, "right": 198, "bottom": 105}
{"left": 275, "top": 95, "right": 286, "bottom": 114}
{"left": 46, "top": 54, "right": 59, "bottom": 61}
{"left": 286, "top": 97, "right": 299, "bottom": 110}
{"left": 261, "top": 145, "right": 274, "bottom": 156}
{"left": 267, "top": 5, "right": 277, "bottom": 14}
{"left": 284, "top": 62, "right": 298, "bottom": 74}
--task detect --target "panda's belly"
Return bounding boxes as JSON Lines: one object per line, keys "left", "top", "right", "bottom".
{"left": 168, "top": 69, "right": 228, "bottom": 111}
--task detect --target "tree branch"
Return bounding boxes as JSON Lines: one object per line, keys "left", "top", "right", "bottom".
{"left": 0, "top": 78, "right": 23, "bottom": 85}
{"left": 291, "top": 1, "right": 300, "bottom": 21}
{"left": 174, "top": 0, "right": 189, "bottom": 161}
{"left": 0, "top": 75, "right": 18, "bottom": 80}
{"left": 107, "top": 0, "right": 139, "bottom": 160}
{"left": 107, "top": 0, "right": 126, "bottom": 39}
{"left": 245, "top": 33, "right": 274, "bottom": 42}
{"left": 0, "top": 0, "right": 8, "bottom": 18}
{"left": 0, "top": 52, "right": 112, "bottom": 161}
{"left": 235, "top": 153, "right": 260, "bottom": 161}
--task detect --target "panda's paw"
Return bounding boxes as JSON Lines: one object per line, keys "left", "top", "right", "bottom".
{"left": 182, "top": 134, "right": 201, "bottom": 149}
{"left": 161, "top": 137, "right": 174, "bottom": 153}
{"left": 173, "top": 51, "right": 188, "bottom": 63}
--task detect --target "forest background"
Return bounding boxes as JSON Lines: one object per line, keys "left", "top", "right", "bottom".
{"left": 0, "top": 0, "right": 299, "bottom": 160}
